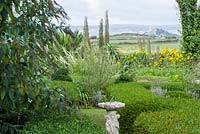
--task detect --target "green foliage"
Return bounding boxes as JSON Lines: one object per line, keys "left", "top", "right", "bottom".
{"left": 104, "top": 10, "right": 110, "bottom": 45}
{"left": 136, "top": 65, "right": 194, "bottom": 83}
{"left": 47, "top": 80, "right": 79, "bottom": 102}
{"left": 164, "top": 91, "right": 193, "bottom": 99}
{"left": 81, "top": 108, "right": 106, "bottom": 129}
{"left": 21, "top": 112, "right": 106, "bottom": 134}
{"left": 0, "top": 121, "right": 19, "bottom": 134}
{"left": 51, "top": 68, "right": 72, "bottom": 82}
{"left": 108, "top": 82, "right": 200, "bottom": 133}
{"left": 177, "top": 0, "right": 200, "bottom": 57}
{"left": 83, "top": 16, "right": 91, "bottom": 48}
{"left": 138, "top": 81, "right": 187, "bottom": 91}
{"left": 99, "top": 19, "right": 104, "bottom": 48}
{"left": 107, "top": 83, "right": 173, "bottom": 133}
{"left": 134, "top": 111, "right": 200, "bottom": 134}
{"left": 56, "top": 31, "right": 83, "bottom": 51}
{"left": 0, "top": 0, "right": 72, "bottom": 130}
{"left": 116, "top": 67, "right": 136, "bottom": 83}
{"left": 61, "top": 48, "right": 119, "bottom": 105}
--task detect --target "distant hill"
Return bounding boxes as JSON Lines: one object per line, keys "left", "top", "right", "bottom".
{"left": 71, "top": 24, "right": 181, "bottom": 37}
{"left": 144, "top": 28, "right": 179, "bottom": 37}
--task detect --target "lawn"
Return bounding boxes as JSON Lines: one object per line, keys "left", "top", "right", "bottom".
{"left": 81, "top": 108, "right": 106, "bottom": 129}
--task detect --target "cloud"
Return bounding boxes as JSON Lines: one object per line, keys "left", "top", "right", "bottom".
{"left": 56, "top": 0, "right": 180, "bottom": 26}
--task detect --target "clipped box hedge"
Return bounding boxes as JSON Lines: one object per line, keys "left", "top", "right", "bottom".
{"left": 134, "top": 111, "right": 200, "bottom": 134}
{"left": 107, "top": 82, "right": 174, "bottom": 133}
{"left": 138, "top": 82, "right": 187, "bottom": 91}
{"left": 108, "top": 82, "right": 200, "bottom": 134}
{"left": 164, "top": 90, "right": 193, "bottom": 99}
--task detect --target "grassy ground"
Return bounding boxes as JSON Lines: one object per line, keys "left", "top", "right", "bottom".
{"left": 81, "top": 108, "right": 106, "bottom": 129}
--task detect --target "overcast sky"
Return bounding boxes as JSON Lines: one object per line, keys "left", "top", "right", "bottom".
{"left": 56, "top": 0, "right": 181, "bottom": 26}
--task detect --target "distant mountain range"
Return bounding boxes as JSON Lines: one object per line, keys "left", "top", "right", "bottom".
{"left": 70, "top": 24, "right": 181, "bottom": 37}
{"left": 144, "top": 28, "right": 180, "bottom": 37}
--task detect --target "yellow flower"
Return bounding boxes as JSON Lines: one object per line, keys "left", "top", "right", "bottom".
{"left": 131, "top": 46, "right": 135, "bottom": 50}
{"left": 170, "top": 57, "right": 173, "bottom": 61}
{"left": 141, "top": 47, "right": 145, "bottom": 51}
{"left": 175, "top": 75, "right": 179, "bottom": 79}
{"left": 154, "top": 62, "right": 159, "bottom": 67}
{"left": 117, "top": 61, "right": 121, "bottom": 66}
{"left": 125, "top": 48, "right": 129, "bottom": 51}
{"left": 145, "top": 52, "right": 149, "bottom": 56}
{"left": 118, "top": 50, "right": 123, "bottom": 54}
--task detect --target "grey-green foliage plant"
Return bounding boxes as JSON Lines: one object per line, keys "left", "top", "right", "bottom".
{"left": 0, "top": 0, "right": 70, "bottom": 118}
{"left": 105, "top": 10, "right": 110, "bottom": 45}
{"left": 99, "top": 19, "right": 104, "bottom": 48}
{"left": 55, "top": 47, "right": 119, "bottom": 104}
{"left": 177, "top": 0, "right": 200, "bottom": 57}
{"left": 83, "top": 16, "right": 91, "bottom": 48}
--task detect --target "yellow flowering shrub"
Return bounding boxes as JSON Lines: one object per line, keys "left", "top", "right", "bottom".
{"left": 119, "top": 47, "right": 194, "bottom": 68}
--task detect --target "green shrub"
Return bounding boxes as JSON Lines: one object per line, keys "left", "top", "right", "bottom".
{"left": 139, "top": 81, "right": 186, "bottom": 91}
{"left": 138, "top": 82, "right": 151, "bottom": 89}
{"left": 161, "top": 82, "right": 186, "bottom": 91}
{"left": 108, "top": 82, "right": 200, "bottom": 133}
{"left": 116, "top": 68, "right": 136, "bottom": 83}
{"left": 107, "top": 83, "right": 173, "bottom": 133}
{"left": 51, "top": 68, "right": 72, "bottom": 82}
{"left": 164, "top": 91, "right": 193, "bottom": 99}
{"left": 21, "top": 112, "right": 106, "bottom": 134}
{"left": 57, "top": 47, "right": 120, "bottom": 105}
{"left": 134, "top": 111, "right": 200, "bottom": 134}
{"left": 48, "top": 80, "right": 79, "bottom": 102}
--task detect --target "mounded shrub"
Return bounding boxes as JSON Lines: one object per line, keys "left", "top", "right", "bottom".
{"left": 164, "top": 91, "right": 193, "bottom": 99}
{"left": 107, "top": 83, "right": 174, "bottom": 133}
{"left": 108, "top": 82, "right": 200, "bottom": 133}
{"left": 134, "top": 110, "right": 200, "bottom": 134}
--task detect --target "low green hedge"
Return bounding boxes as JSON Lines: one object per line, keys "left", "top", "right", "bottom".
{"left": 134, "top": 111, "right": 200, "bottom": 134}
{"left": 164, "top": 91, "right": 193, "bottom": 99}
{"left": 107, "top": 82, "right": 173, "bottom": 133}
{"left": 108, "top": 82, "right": 200, "bottom": 133}
{"left": 21, "top": 112, "right": 106, "bottom": 134}
{"left": 138, "top": 82, "right": 186, "bottom": 91}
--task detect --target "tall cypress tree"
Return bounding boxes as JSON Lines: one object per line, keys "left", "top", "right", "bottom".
{"left": 83, "top": 16, "right": 91, "bottom": 48}
{"left": 105, "top": 10, "right": 110, "bottom": 45}
{"left": 99, "top": 18, "right": 104, "bottom": 48}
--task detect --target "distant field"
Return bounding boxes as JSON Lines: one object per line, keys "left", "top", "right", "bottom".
{"left": 91, "top": 33, "right": 181, "bottom": 52}
{"left": 115, "top": 41, "right": 180, "bottom": 51}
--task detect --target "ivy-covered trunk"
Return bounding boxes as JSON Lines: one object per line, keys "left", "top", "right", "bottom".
{"left": 177, "top": 0, "right": 200, "bottom": 57}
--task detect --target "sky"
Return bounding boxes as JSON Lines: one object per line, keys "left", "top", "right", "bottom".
{"left": 56, "top": 0, "right": 181, "bottom": 26}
